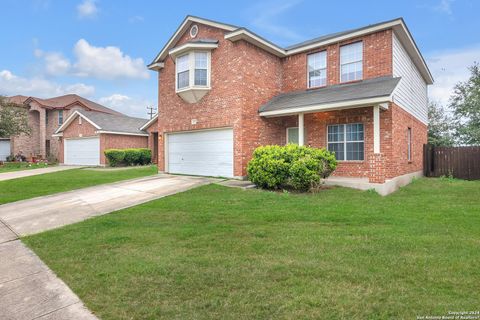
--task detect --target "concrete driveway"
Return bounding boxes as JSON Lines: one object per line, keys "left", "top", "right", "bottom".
{"left": 0, "top": 165, "right": 82, "bottom": 182}
{"left": 0, "top": 174, "right": 214, "bottom": 236}
{"left": 0, "top": 174, "right": 214, "bottom": 319}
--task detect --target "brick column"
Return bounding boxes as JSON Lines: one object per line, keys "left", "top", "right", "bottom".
{"left": 39, "top": 109, "right": 46, "bottom": 158}
{"left": 369, "top": 153, "right": 386, "bottom": 183}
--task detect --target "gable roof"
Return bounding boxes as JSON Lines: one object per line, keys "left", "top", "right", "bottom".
{"left": 148, "top": 15, "right": 238, "bottom": 68}
{"left": 55, "top": 110, "right": 149, "bottom": 136}
{"left": 20, "top": 94, "right": 123, "bottom": 115}
{"left": 259, "top": 76, "right": 401, "bottom": 116}
{"left": 149, "top": 16, "right": 433, "bottom": 85}
{"left": 139, "top": 114, "right": 158, "bottom": 131}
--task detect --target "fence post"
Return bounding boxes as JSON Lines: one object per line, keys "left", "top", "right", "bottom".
{"left": 423, "top": 144, "right": 433, "bottom": 177}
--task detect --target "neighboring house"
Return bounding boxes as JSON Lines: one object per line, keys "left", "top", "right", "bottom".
{"left": 53, "top": 110, "right": 158, "bottom": 166}
{"left": 4, "top": 94, "right": 122, "bottom": 161}
{"left": 147, "top": 16, "right": 433, "bottom": 189}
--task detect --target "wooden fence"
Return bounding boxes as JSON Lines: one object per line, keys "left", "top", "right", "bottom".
{"left": 424, "top": 144, "right": 480, "bottom": 180}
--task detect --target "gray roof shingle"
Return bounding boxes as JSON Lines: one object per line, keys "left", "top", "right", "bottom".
{"left": 77, "top": 110, "right": 149, "bottom": 135}
{"left": 259, "top": 76, "right": 401, "bottom": 113}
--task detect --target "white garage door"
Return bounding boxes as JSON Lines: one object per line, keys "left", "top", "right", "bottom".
{"left": 0, "top": 140, "right": 10, "bottom": 161}
{"left": 65, "top": 137, "right": 100, "bottom": 166}
{"left": 168, "top": 128, "right": 233, "bottom": 178}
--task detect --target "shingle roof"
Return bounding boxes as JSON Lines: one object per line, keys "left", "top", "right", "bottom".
{"left": 285, "top": 18, "right": 402, "bottom": 51}
{"left": 259, "top": 76, "right": 401, "bottom": 113}
{"left": 77, "top": 110, "right": 149, "bottom": 135}
{"left": 8, "top": 94, "right": 122, "bottom": 115}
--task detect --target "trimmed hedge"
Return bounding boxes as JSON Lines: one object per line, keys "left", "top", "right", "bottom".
{"left": 104, "top": 148, "right": 151, "bottom": 167}
{"left": 247, "top": 144, "right": 337, "bottom": 191}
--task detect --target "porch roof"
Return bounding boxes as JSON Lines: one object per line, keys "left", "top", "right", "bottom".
{"left": 259, "top": 76, "right": 401, "bottom": 117}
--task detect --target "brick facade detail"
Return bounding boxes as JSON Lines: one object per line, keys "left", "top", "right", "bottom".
{"left": 154, "top": 22, "right": 427, "bottom": 182}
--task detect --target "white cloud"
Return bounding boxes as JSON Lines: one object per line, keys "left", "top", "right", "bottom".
{"left": 0, "top": 70, "right": 95, "bottom": 98}
{"left": 34, "top": 49, "right": 71, "bottom": 76}
{"left": 77, "top": 0, "right": 98, "bottom": 19}
{"left": 99, "top": 94, "right": 153, "bottom": 117}
{"left": 434, "top": 0, "right": 454, "bottom": 15}
{"left": 73, "top": 39, "right": 149, "bottom": 80}
{"left": 427, "top": 45, "right": 480, "bottom": 105}
{"left": 249, "top": 0, "right": 304, "bottom": 44}
{"left": 129, "top": 15, "right": 144, "bottom": 24}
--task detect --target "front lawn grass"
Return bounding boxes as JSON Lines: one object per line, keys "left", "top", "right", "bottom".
{"left": 0, "top": 165, "right": 157, "bottom": 204}
{"left": 0, "top": 161, "right": 51, "bottom": 173}
{"left": 24, "top": 178, "right": 480, "bottom": 319}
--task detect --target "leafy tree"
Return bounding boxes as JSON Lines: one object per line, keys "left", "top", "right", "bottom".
{"left": 428, "top": 102, "right": 454, "bottom": 146}
{"left": 450, "top": 62, "right": 480, "bottom": 145}
{"left": 0, "top": 96, "right": 31, "bottom": 137}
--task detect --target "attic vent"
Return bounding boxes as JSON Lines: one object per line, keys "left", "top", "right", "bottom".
{"left": 190, "top": 24, "right": 199, "bottom": 38}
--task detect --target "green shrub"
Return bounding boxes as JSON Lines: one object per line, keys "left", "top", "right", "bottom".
{"left": 104, "top": 149, "right": 125, "bottom": 167}
{"left": 247, "top": 144, "right": 337, "bottom": 191}
{"left": 138, "top": 148, "right": 152, "bottom": 165}
{"left": 124, "top": 149, "right": 142, "bottom": 165}
{"left": 104, "top": 148, "right": 151, "bottom": 167}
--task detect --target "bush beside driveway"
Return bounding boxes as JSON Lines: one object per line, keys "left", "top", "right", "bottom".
{"left": 23, "top": 178, "right": 480, "bottom": 320}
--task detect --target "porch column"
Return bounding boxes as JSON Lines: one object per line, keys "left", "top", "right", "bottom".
{"left": 298, "top": 113, "right": 304, "bottom": 146}
{"left": 373, "top": 105, "right": 380, "bottom": 153}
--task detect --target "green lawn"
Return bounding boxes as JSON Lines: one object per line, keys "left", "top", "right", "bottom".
{"left": 0, "top": 165, "right": 157, "bottom": 204}
{"left": 23, "top": 178, "right": 480, "bottom": 319}
{"left": 0, "top": 162, "right": 51, "bottom": 173}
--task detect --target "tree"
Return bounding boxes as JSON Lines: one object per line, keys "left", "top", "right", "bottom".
{"left": 450, "top": 62, "right": 480, "bottom": 145}
{"left": 0, "top": 96, "right": 31, "bottom": 138}
{"left": 428, "top": 102, "right": 454, "bottom": 146}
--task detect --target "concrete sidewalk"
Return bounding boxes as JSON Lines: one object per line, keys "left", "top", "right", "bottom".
{"left": 0, "top": 174, "right": 214, "bottom": 319}
{"left": 0, "top": 165, "right": 82, "bottom": 182}
{"left": 0, "top": 222, "right": 97, "bottom": 319}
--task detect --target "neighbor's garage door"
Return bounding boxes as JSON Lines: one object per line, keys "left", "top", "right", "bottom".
{"left": 65, "top": 137, "right": 100, "bottom": 166}
{"left": 0, "top": 139, "right": 10, "bottom": 161}
{"left": 168, "top": 128, "right": 233, "bottom": 177}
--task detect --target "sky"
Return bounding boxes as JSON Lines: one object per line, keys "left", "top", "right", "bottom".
{"left": 0, "top": 0, "right": 478, "bottom": 118}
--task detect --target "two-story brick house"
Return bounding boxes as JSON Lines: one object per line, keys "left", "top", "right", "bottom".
{"left": 148, "top": 16, "right": 433, "bottom": 194}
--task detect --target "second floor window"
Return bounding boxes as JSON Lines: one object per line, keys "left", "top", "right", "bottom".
{"left": 176, "top": 54, "right": 190, "bottom": 89}
{"left": 307, "top": 51, "right": 327, "bottom": 88}
{"left": 58, "top": 110, "right": 64, "bottom": 125}
{"left": 194, "top": 52, "right": 208, "bottom": 86}
{"left": 176, "top": 51, "right": 210, "bottom": 91}
{"left": 340, "top": 41, "right": 363, "bottom": 82}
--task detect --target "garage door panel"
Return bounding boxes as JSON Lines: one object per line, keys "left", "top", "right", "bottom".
{"left": 65, "top": 137, "right": 100, "bottom": 166}
{"left": 168, "top": 129, "right": 233, "bottom": 178}
{"left": 0, "top": 140, "right": 10, "bottom": 161}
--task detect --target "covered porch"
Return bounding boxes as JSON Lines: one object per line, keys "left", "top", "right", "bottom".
{"left": 259, "top": 76, "right": 401, "bottom": 184}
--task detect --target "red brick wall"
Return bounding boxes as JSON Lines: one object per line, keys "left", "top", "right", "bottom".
{"left": 156, "top": 23, "right": 248, "bottom": 176}
{"left": 388, "top": 103, "right": 427, "bottom": 178}
{"left": 282, "top": 29, "right": 393, "bottom": 91}
{"left": 100, "top": 134, "right": 148, "bottom": 165}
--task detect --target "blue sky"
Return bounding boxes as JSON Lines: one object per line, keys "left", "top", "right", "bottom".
{"left": 0, "top": 0, "right": 478, "bottom": 117}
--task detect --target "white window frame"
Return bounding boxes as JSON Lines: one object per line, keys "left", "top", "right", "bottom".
{"left": 307, "top": 50, "right": 327, "bottom": 88}
{"left": 286, "top": 127, "right": 298, "bottom": 144}
{"left": 175, "top": 50, "right": 211, "bottom": 92}
{"left": 58, "top": 110, "right": 64, "bottom": 125}
{"left": 407, "top": 127, "right": 412, "bottom": 162}
{"left": 327, "top": 123, "right": 365, "bottom": 161}
{"left": 340, "top": 41, "right": 363, "bottom": 83}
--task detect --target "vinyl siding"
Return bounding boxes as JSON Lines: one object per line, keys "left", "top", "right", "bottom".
{"left": 392, "top": 32, "right": 428, "bottom": 124}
